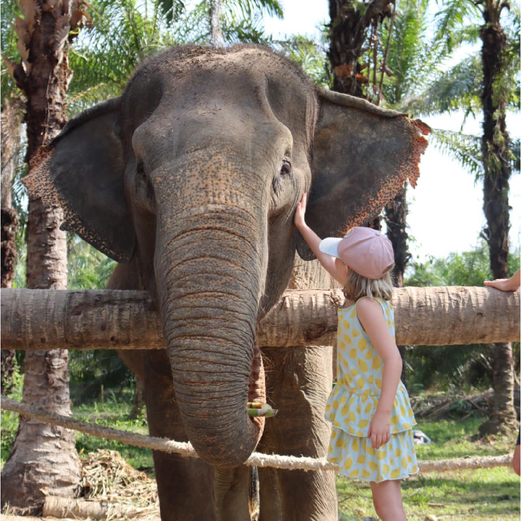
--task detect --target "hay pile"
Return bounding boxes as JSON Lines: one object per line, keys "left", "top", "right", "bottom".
{"left": 79, "top": 449, "right": 159, "bottom": 518}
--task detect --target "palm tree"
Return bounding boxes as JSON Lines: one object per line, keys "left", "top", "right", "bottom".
{"left": 0, "top": 97, "right": 23, "bottom": 394}
{"left": 1, "top": 0, "right": 24, "bottom": 394}
{"left": 413, "top": 0, "right": 519, "bottom": 434}
{"left": 1, "top": 0, "right": 89, "bottom": 509}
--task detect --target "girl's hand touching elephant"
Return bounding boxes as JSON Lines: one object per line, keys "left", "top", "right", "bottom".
{"left": 294, "top": 192, "right": 308, "bottom": 231}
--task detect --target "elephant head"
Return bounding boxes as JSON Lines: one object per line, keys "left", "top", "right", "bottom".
{"left": 25, "top": 45, "right": 428, "bottom": 469}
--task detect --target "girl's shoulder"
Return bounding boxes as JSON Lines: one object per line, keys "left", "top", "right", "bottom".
{"left": 339, "top": 297, "right": 391, "bottom": 311}
{"left": 355, "top": 297, "right": 393, "bottom": 326}
{"left": 356, "top": 296, "right": 391, "bottom": 310}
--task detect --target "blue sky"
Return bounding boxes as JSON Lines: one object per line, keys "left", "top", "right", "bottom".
{"left": 262, "top": 0, "right": 520, "bottom": 264}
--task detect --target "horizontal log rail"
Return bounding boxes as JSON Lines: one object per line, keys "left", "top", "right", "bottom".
{"left": 1, "top": 286, "right": 519, "bottom": 350}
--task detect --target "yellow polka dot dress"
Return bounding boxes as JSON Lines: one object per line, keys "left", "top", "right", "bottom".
{"left": 325, "top": 297, "right": 419, "bottom": 482}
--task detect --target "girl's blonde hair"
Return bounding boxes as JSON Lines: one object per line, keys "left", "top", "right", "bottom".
{"left": 343, "top": 266, "right": 395, "bottom": 302}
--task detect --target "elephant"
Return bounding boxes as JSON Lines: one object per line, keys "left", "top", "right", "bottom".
{"left": 25, "top": 44, "right": 428, "bottom": 520}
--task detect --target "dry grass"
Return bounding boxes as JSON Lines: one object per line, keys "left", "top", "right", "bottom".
{"left": 79, "top": 449, "right": 159, "bottom": 519}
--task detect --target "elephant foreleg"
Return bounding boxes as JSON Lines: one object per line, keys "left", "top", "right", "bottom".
{"left": 258, "top": 345, "right": 338, "bottom": 521}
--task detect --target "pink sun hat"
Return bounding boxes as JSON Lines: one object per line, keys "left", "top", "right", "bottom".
{"left": 319, "top": 227, "right": 394, "bottom": 280}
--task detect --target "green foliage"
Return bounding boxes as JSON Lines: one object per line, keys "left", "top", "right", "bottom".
{"left": 382, "top": 0, "right": 446, "bottom": 109}
{"left": 406, "top": 242, "right": 493, "bottom": 287}
{"left": 68, "top": 0, "right": 179, "bottom": 114}
{"left": 173, "top": 0, "right": 283, "bottom": 45}
{"left": 69, "top": 350, "right": 135, "bottom": 402}
{"left": 220, "top": 11, "right": 274, "bottom": 44}
{"left": 414, "top": 1, "right": 520, "bottom": 179}
{"left": 1, "top": 369, "right": 24, "bottom": 466}
{"left": 432, "top": 0, "right": 481, "bottom": 52}
{"left": 1, "top": 390, "right": 153, "bottom": 472}
{"left": 221, "top": 0, "right": 283, "bottom": 20}
{"left": 62, "top": 235, "right": 126, "bottom": 402}
{"left": 406, "top": 54, "right": 482, "bottom": 117}
{"left": 67, "top": 235, "right": 116, "bottom": 290}
{"left": 342, "top": 0, "right": 452, "bottom": 111}
{"left": 404, "top": 243, "right": 520, "bottom": 391}
{"left": 274, "top": 34, "right": 330, "bottom": 88}
{"left": 66, "top": 237, "right": 132, "bottom": 404}
{"left": 73, "top": 396, "right": 151, "bottom": 471}
{"left": 512, "top": 138, "right": 520, "bottom": 173}
{"left": 156, "top": 0, "right": 185, "bottom": 24}
{"left": 407, "top": 242, "right": 520, "bottom": 287}
{"left": 0, "top": 0, "right": 22, "bottom": 101}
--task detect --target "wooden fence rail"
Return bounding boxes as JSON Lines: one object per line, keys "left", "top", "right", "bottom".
{"left": 1, "top": 286, "right": 519, "bottom": 349}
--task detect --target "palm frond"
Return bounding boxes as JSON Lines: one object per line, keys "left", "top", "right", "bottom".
{"left": 379, "top": 0, "right": 450, "bottom": 109}
{"left": 433, "top": 0, "right": 481, "bottom": 52}
{"left": 222, "top": 0, "right": 283, "bottom": 20}
{"left": 68, "top": 0, "right": 181, "bottom": 110}
{"left": 221, "top": 12, "right": 273, "bottom": 45}
{"left": 273, "top": 35, "right": 329, "bottom": 88}
{"left": 156, "top": 0, "right": 185, "bottom": 24}
{"left": 404, "top": 54, "right": 482, "bottom": 116}
{"left": 499, "top": 18, "right": 521, "bottom": 111}
{"left": 431, "top": 128, "right": 483, "bottom": 178}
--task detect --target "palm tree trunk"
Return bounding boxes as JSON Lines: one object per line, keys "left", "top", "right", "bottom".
{"left": 328, "top": 0, "right": 393, "bottom": 97}
{"left": 209, "top": 0, "right": 224, "bottom": 47}
{"left": 1, "top": 0, "right": 83, "bottom": 510}
{"left": 478, "top": 1, "right": 516, "bottom": 435}
{"left": 1, "top": 96, "right": 23, "bottom": 394}
{"left": 385, "top": 187, "right": 409, "bottom": 288}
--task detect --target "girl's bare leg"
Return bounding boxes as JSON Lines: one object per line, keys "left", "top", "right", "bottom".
{"left": 370, "top": 480, "right": 407, "bottom": 521}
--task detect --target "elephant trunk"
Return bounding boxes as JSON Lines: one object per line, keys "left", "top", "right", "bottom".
{"left": 156, "top": 205, "right": 267, "bottom": 468}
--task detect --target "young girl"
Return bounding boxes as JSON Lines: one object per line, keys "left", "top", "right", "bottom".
{"left": 294, "top": 193, "right": 418, "bottom": 521}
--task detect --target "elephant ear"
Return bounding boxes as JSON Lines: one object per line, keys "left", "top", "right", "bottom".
{"left": 24, "top": 98, "right": 135, "bottom": 263}
{"left": 297, "top": 88, "right": 430, "bottom": 260}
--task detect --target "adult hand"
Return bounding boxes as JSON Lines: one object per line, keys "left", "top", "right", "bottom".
{"left": 367, "top": 411, "right": 391, "bottom": 449}
{"left": 484, "top": 270, "right": 520, "bottom": 292}
{"left": 294, "top": 192, "right": 308, "bottom": 230}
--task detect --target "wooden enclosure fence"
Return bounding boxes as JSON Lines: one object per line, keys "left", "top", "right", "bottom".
{"left": 1, "top": 286, "right": 519, "bottom": 350}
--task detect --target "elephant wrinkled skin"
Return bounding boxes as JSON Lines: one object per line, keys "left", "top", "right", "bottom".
{"left": 25, "top": 45, "right": 428, "bottom": 520}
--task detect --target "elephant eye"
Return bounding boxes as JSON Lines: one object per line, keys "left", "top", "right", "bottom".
{"left": 272, "top": 157, "right": 292, "bottom": 195}
{"left": 135, "top": 163, "right": 155, "bottom": 209}
{"left": 280, "top": 158, "right": 292, "bottom": 177}
{"left": 136, "top": 162, "right": 147, "bottom": 181}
